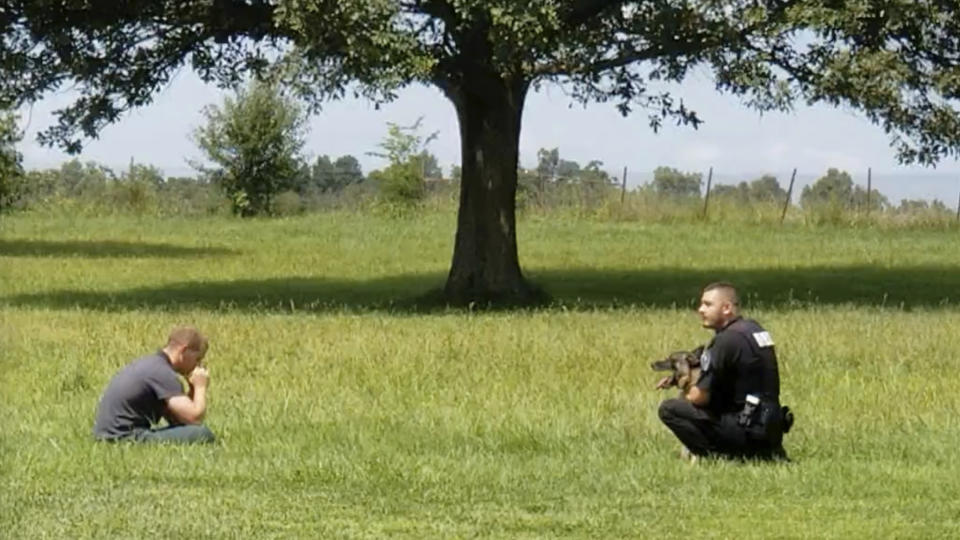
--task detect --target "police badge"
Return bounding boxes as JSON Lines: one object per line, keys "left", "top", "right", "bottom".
{"left": 700, "top": 348, "right": 712, "bottom": 372}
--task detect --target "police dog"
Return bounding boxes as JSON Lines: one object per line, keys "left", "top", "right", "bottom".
{"left": 650, "top": 346, "right": 704, "bottom": 399}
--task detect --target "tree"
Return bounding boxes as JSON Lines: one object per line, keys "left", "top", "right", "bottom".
{"left": 0, "top": 110, "right": 24, "bottom": 212}
{"left": 57, "top": 159, "right": 116, "bottom": 197}
{"left": 746, "top": 175, "right": 786, "bottom": 203}
{"left": 651, "top": 166, "right": 702, "bottom": 198}
{"left": 307, "top": 154, "right": 365, "bottom": 194}
{"left": 536, "top": 148, "right": 560, "bottom": 181}
{"left": 333, "top": 155, "right": 365, "bottom": 186}
{"left": 800, "top": 168, "right": 854, "bottom": 208}
{"left": 6, "top": 2, "right": 960, "bottom": 303}
{"left": 555, "top": 159, "right": 582, "bottom": 183}
{"left": 122, "top": 162, "right": 165, "bottom": 187}
{"left": 580, "top": 161, "right": 613, "bottom": 186}
{"left": 711, "top": 183, "right": 750, "bottom": 203}
{"left": 713, "top": 175, "right": 786, "bottom": 204}
{"left": 895, "top": 198, "right": 949, "bottom": 216}
{"left": 368, "top": 118, "right": 438, "bottom": 205}
{"left": 850, "top": 184, "right": 889, "bottom": 212}
{"left": 307, "top": 155, "right": 336, "bottom": 194}
{"left": 800, "top": 168, "right": 890, "bottom": 212}
{"left": 193, "top": 80, "right": 307, "bottom": 216}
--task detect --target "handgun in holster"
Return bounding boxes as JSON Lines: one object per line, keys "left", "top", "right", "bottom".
{"left": 737, "top": 394, "right": 762, "bottom": 428}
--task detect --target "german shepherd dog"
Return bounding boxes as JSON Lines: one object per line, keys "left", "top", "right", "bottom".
{"left": 650, "top": 346, "right": 704, "bottom": 399}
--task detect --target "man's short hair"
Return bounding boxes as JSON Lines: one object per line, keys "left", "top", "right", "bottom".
{"left": 702, "top": 282, "right": 740, "bottom": 308}
{"left": 168, "top": 326, "right": 208, "bottom": 355}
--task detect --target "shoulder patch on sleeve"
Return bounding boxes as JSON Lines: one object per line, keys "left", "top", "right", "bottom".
{"left": 700, "top": 349, "right": 712, "bottom": 371}
{"left": 752, "top": 331, "right": 774, "bottom": 347}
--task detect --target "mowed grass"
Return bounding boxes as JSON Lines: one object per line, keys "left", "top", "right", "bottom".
{"left": 2, "top": 211, "right": 960, "bottom": 538}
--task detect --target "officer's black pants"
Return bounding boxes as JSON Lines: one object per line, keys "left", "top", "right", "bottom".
{"left": 658, "top": 398, "right": 785, "bottom": 460}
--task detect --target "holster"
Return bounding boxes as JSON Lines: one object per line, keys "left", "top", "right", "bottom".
{"left": 742, "top": 400, "right": 785, "bottom": 443}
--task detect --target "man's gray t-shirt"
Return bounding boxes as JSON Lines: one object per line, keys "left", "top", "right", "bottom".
{"left": 92, "top": 351, "right": 185, "bottom": 440}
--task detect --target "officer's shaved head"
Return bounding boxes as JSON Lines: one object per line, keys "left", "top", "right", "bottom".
{"left": 698, "top": 282, "right": 741, "bottom": 329}
{"left": 702, "top": 282, "right": 740, "bottom": 312}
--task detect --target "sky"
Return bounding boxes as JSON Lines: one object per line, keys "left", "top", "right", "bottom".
{"left": 17, "top": 67, "right": 960, "bottom": 205}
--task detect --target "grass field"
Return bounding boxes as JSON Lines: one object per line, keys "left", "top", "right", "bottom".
{"left": 2, "top": 211, "right": 960, "bottom": 538}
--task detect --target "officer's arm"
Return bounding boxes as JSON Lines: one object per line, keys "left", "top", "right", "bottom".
{"left": 686, "top": 385, "right": 709, "bottom": 406}
{"left": 689, "top": 340, "right": 725, "bottom": 407}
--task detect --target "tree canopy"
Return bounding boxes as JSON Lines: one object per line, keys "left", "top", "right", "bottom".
{"left": 4, "top": 1, "right": 960, "bottom": 163}
{"left": 4, "top": 1, "right": 960, "bottom": 302}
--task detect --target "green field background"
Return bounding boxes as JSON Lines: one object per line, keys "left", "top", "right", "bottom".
{"left": 2, "top": 212, "right": 959, "bottom": 538}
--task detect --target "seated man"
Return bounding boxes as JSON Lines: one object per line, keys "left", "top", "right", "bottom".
{"left": 657, "top": 282, "right": 790, "bottom": 461}
{"left": 93, "top": 326, "right": 215, "bottom": 444}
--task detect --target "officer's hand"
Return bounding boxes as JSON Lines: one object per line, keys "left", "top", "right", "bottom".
{"left": 189, "top": 366, "right": 210, "bottom": 388}
{"left": 655, "top": 376, "right": 674, "bottom": 390}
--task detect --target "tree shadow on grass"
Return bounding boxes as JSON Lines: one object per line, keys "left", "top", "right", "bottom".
{"left": 0, "top": 239, "right": 238, "bottom": 258}
{"left": 528, "top": 265, "right": 960, "bottom": 310}
{"left": 3, "top": 264, "right": 960, "bottom": 313}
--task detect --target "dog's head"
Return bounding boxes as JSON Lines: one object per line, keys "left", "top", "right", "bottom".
{"left": 650, "top": 346, "right": 703, "bottom": 376}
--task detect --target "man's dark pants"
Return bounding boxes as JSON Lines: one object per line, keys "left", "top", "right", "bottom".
{"left": 658, "top": 398, "right": 785, "bottom": 460}
{"left": 105, "top": 424, "right": 216, "bottom": 444}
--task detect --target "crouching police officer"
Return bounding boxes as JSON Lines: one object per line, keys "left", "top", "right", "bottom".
{"left": 657, "top": 282, "right": 793, "bottom": 462}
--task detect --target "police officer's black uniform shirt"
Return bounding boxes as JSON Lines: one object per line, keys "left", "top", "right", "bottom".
{"left": 695, "top": 317, "right": 780, "bottom": 416}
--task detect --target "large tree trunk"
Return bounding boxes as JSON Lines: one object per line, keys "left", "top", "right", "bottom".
{"left": 440, "top": 72, "right": 540, "bottom": 305}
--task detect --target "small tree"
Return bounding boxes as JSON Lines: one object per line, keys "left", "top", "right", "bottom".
{"left": 0, "top": 110, "right": 24, "bottom": 212}
{"left": 555, "top": 159, "right": 581, "bottom": 184}
{"left": 193, "top": 80, "right": 307, "bottom": 217}
{"left": 536, "top": 148, "right": 559, "bottom": 183}
{"left": 419, "top": 152, "right": 442, "bottom": 180}
{"left": 368, "top": 118, "right": 437, "bottom": 206}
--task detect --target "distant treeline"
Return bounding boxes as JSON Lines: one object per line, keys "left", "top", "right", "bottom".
{"left": 2, "top": 155, "right": 956, "bottom": 228}
{"left": 2, "top": 82, "right": 953, "bottom": 226}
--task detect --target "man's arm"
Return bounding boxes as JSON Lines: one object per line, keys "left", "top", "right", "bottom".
{"left": 165, "top": 367, "right": 209, "bottom": 425}
{"left": 686, "top": 385, "right": 709, "bottom": 406}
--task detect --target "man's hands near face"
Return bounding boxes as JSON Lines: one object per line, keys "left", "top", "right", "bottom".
{"left": 189, "top": 366, "right": 210, "bottom": 389}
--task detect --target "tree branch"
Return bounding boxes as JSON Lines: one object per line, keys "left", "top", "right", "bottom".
{"left": 561, "top": 0, "right": 629, "bottom": 28}
{"left": 533, "top": 46, "right": 659, "bottom": 77}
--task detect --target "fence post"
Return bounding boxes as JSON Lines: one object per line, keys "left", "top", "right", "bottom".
{"left": 956, "top": 189, "right": 960, "bottom": 223}
{"left": 702, "top": 166, "right": 713, "bottom": 218}
{"left": 866, "top": 167, "right": 872, "bottom": 217}
{"left": 781, "top": 167, "right": 797, "bottom": 224}
{"left": 621, "top": 166, "right": 628, "bottom": 205}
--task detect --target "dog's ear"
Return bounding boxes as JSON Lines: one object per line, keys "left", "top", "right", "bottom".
{"left": 688, "top": 346, "right": 704, "bottom": 366}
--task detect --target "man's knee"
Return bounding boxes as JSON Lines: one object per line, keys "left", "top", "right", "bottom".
{"left": 188, "top": 424, "right": 216, "bottom": 444}
{"left": 658, "top": 398, "right": 692, "bottom": 423}
{"left": 168, "top": 424, "right": 215, "bottom": 444}
{"left": 139, "top": 424, "right": 216, "bottom": 444}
